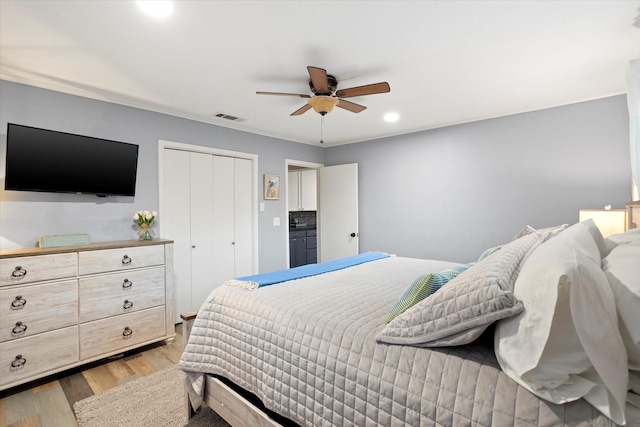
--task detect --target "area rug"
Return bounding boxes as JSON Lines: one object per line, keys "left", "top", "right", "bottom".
{"left": 73, "top": 366, "right": 229, "bottom": 427}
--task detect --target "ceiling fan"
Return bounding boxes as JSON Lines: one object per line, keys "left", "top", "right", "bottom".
{"left": 257, "top": 66, "right": 390, "bottom": 116}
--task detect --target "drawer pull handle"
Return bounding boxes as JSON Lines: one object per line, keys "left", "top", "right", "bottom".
{"left": 122, "top": 255, "right": 132, "bottom": 265}
{"left": 11, "top": 354, "right": 26, "bottom": 369}
{"left": 122, "top": 279, "right": 133, "bottom": 289}
{"left": 11, "top": 266, "right": 27, "bottom": 279}
{"left": 123, "top": 300, "right": 134, "bottom": 310}
{"left": 122, "top": 327, "right": 133, "bottom": 338}
{"left": 12, "top": 321, "right": 28, "bottom": 335}
{"left": 11, "top": 296, "right": 27, "bottom": 310}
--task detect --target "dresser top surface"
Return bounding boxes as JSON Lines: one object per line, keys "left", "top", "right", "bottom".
{"left": 0, "top": 239, "right": 173, "bottom": 259}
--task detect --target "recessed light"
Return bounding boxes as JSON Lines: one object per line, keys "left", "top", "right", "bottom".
{"left": 384, "top": 112, "right": 399, "bottom": 123}
{"left": 137, "top": 1, "right": 173, "bottom": 19}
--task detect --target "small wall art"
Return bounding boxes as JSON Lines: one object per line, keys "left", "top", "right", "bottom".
{"left": 264, "top": 173, "right": 280, "bottom": 200}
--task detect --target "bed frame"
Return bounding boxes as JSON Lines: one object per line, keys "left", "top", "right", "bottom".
{"left": 181, "top": 311, "right": 285, "bottom": 427}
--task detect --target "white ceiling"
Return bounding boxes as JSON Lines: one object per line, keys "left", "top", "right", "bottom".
{"left": 1, "top": 1, "right": 639, "bottom": 147}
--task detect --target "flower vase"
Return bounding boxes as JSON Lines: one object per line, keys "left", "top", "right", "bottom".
{"left": 139, "top": 226, "right": 152, "bottom": 240}
{"left": 133, "top": 210, "right": 157, "bottom": 241}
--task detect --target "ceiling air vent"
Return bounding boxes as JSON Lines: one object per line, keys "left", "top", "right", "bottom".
{"left": 214, "top": 113, "right": 241, "bottom": 121}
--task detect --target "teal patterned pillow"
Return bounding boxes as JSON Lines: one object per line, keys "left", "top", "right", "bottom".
{"left": 385, "top": 264, "right": 472, "bottom": 323}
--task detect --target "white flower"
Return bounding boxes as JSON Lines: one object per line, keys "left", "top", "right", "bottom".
{"left": 133, "top": 209, "right": 156, "bottom": 227}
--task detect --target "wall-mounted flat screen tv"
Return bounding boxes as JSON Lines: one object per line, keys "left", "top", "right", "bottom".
{"left": 4, "top": 123, "right": 139, "bottom": 197}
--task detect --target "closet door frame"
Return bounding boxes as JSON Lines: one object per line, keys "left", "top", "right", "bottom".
{"left": 158, "top": 140, "right": 259, "bottom": 317}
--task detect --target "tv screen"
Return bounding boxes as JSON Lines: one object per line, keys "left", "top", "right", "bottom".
{"left": 4, "top": 123, "right": 139, "bottom": 196}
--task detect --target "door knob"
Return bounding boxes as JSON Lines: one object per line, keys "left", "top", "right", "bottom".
{"left": 350, "top": 232, "right": 357, "bottom": 238}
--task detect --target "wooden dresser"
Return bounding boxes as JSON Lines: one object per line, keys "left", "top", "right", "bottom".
{"left": 0, "top": 239, "right": 175, "bottom": 391}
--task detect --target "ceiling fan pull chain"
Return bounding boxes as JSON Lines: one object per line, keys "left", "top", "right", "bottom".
{"left": 320, "top": 115, "right": 325, "bottom": 144}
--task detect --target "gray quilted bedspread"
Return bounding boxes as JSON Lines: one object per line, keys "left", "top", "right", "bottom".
{"left": 179, "top": 257, "right": 616, "bottom": 426}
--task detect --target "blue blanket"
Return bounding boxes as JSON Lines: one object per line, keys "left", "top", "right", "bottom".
{"left": 225, "top": 252, "right": 390, "bottom": 289}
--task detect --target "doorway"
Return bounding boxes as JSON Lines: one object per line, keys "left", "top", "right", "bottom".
{"left": 286, "top": 160, "right": 360, "bottom": 267}
{"left": 286, "top": 160, "right": 322, "bottom": 267}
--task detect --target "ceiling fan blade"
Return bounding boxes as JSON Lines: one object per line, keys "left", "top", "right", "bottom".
{"left": 335, "top": 82, "right": 390, "bottom": 98}
{"left": 336, "top": 99, "right": 367, "bottom": 113}
{"left": 307, "top": 66, "right": 329, "bottom": 94}
{"left": 290, "top": 104, "right": 312, "bottom": 116}
{"left": 256, "top": 91, "right": 311, "bottom": 98}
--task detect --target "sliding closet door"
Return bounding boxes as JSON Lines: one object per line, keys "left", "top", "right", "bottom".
{"left": 162, "top": 149, "right": 192, "bottom": 320}
{"left": 234, "top": 158, "right": 253, "bottom": 277}
{"left": 210, "top": 156, "right": 235, "bottom": 292}
{"left": 190, "top": 152, "right": 218, "bottom": 311}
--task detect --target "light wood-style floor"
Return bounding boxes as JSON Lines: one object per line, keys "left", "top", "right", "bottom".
{"left": 0, "top": 324, "right": 185, "bottom": 427}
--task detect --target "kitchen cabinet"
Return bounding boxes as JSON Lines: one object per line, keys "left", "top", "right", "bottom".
{"left": 289, "top": 229, "right": 317, "bottom": 267}
{"left": 306, "top": 229, "right": 317, "bottom": 264}
{"left": 288, "top": 169, "right": 317, "bottom": 211}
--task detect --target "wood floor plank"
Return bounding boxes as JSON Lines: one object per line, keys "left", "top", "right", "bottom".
{"left": 28, "top": 382, "right": 55, "bottom": 395}
{"left": 32, "top": 383, "right": 77, "bottom": 427}
{"left": 105, "top": 358, "right": 135, "bottom": 382}
{"left": 3, "top": 389, "right": 37, "bottom": 427}
{"left": 166, "top": 337, "right": 185, "bottom": 361}
{"left": 81, "top": 364, "right": 119, "bottom": 395}
{"left": 0, "top": 398, "right": 5, "bottom": 427}
{"left": 124, "top": 352, "right": 158, "bottom": 378}
{"left": 143, "top": 341, "right": 182, "bottom": 370}
{"left": 6, "top": 414, "right": 41, "bottom": 427}
{"left": 58, "top": 373, "right": 93, "bottom": 408}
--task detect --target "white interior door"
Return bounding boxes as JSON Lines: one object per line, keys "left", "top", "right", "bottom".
{"left": 234, "top": 158, "right": 253, "bottom": 276}
{"left": 190, "top": 152, "right": 217, "bottom": 310}
{"left": 318, "top": 163, "right": 359, "bottom": 262}
{"left": 162, "top": 149, "right": 192, "bottom": 322}
{"left": 210, "top": 155, "right": 236, "bottom": 292}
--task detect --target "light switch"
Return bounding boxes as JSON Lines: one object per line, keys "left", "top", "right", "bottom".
{"left": 259, "top": 202, "right": 265, "bottom": 212}
{"left": 273, "top": 217, "right": 280, "bottom": 226}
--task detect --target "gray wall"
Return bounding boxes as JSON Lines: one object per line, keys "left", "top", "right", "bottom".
{"left": 325, "top": 95, "right": 631, "bottom": 263}
{"left": 0, "top": 81, "right": 324, "bottom": 273}
{"left": 0, "top": 80, "right": 632, "bottom": 269}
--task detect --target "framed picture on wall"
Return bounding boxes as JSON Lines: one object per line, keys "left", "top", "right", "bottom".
{"left": 264, "top": 174, "right": 280, "bottom": 200}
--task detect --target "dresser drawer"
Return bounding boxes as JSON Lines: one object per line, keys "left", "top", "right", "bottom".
{"left": 79, "top": 267, "right": 165, "bottom": 323}
{"left": 79, "top": 306, "right": 165, "bottom": 360}
{"left": 78, "top": 245, "right": 165, "bottom": 275}
{"left": 0, "top": 253, "right": 77, "bottom": 287}
{"left": 0, "top": 280, "right": 78, "bottom": 342}
{"left": 0, "top": 326, "right": 78, "bottom": 388}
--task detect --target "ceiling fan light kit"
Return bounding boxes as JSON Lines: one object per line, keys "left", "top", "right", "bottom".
{"left": 308, "top": 96, "right": 339, "bottom": 115}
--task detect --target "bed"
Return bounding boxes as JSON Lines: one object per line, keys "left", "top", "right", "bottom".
{"left": 179, "top": 220, "right": 640, "bottom": 426}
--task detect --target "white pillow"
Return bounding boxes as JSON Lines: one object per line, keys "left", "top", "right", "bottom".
{"left": 606, "top": 227, "right": 640, "bottom": 246}
{"left": 603, "top": 241, "right": 640, "bottom": 359}
{"left": 494, "top": 220, "right": 628, "bottom": 425}
{"left": 602, "top": 238, "right": 640, "bottom": 406}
